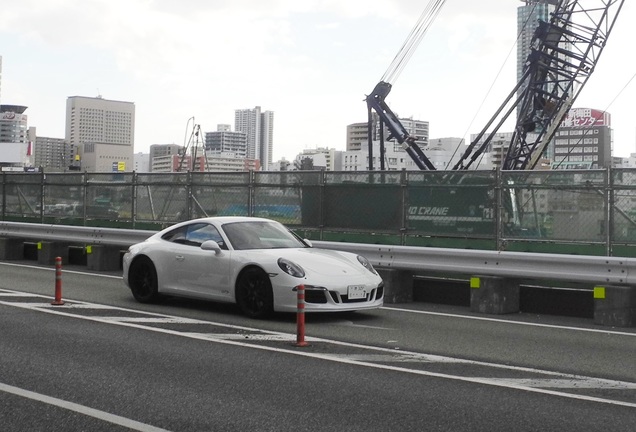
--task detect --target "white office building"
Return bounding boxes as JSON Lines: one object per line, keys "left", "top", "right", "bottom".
{"left": 66, "top": 95, "right": 135, "bottom": 172}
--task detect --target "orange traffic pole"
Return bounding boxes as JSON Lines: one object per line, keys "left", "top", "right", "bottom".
{"left": 51, "top": 256, "right": 65, "bottom": 306}
{"left": 295, "top": 284, "right": 309, "bottom": 347}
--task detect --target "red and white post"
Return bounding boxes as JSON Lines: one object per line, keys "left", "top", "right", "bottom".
{"left": 51, "top": 256, "right": 65, "bottom": 306}
{"left": 295, "top": 284, "right": 309, "bottom": 347}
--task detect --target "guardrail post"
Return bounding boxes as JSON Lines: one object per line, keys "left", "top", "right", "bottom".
{"left": 594, "top": 285, "right": 636, "bottom": 327}
{"left": 86, "top": 245, "right": 122, "bottom": 271}
{"left": 470, "top": 276, "right": 520, "bottom": 314}
{"left": 0, "top": 238, "right": 23, "bottom": 260}
{"left": 37, "top": 241, "right": 69, "bottom": 266}
{"left": 376, "top": 269, "right": 412, "bottom": 303}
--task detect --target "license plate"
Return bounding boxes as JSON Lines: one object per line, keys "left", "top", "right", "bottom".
{"left": 347, "top": 285, "right": 367, "bottom": 299}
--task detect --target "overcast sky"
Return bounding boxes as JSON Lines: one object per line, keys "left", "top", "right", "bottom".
{"left": 1, "top": 0, "right": 635, "bottom": 161}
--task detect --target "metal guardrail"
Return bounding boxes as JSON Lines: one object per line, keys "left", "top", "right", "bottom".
{"left": 0, "top": 222, "right": 154, "bottom": 247}
{"left": 312, "top": 241, "right": 633, "bottom": 286}
{"left": 0, "top": 221, "right": 633, "bottom": 286}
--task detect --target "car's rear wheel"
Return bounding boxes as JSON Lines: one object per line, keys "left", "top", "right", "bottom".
{"left": 235, "top": 267, "right": 274, "bottom": 318}
{"left": 128, "top": 256, "right": 159, "bottom": 303}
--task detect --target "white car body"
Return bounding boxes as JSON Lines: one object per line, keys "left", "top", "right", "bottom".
{"left": 122, "top": 216, "right": 384, "bottom": 317}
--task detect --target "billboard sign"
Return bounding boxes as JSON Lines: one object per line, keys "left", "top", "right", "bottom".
{"left": 561, "top": 108, "right": 610, "bottom": 128}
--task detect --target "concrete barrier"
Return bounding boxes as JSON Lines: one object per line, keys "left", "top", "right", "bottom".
{"left": 594, "top": 285, "right": 636, "bottom": 327}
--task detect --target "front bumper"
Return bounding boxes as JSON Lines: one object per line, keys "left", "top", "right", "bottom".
{"left": 274, "top": 282, "right": 384, "bottom": 313}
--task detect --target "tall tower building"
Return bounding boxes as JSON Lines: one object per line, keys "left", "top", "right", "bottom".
{"left": 517, "top": 1, "right": 558, "bottom": 84}
{"left": 65, "top": 95, "right": 135, "bottom": 172}
{"left": 517, "top": 1, "right": 559, "bottom": 161}
{"left": 234, "top": 106, "right": 274, "bottom": 170}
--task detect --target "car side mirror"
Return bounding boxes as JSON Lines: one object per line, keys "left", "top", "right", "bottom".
{"left": 201, "top": 240, "right": 223, "bottom": 255}
{"left": 303, "top": 239, "right": 313, "bottom": 248}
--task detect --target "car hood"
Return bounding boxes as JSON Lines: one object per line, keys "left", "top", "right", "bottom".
{"left": 259, "top": 248, "right": 370, "bottom": 277}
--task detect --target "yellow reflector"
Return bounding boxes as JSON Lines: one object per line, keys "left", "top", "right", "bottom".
{"left": 593, "top": 286, "right": 606, "bottom": 299}
{"left": 86, "top": 246, "right": 92, "bottom": 254}
{"left": 470, "top": 277, "right": 480, "bottom": 289}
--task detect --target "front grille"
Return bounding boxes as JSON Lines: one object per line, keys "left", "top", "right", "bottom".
{"left": 304, "top": 288, "right": 328, "bottom": 304}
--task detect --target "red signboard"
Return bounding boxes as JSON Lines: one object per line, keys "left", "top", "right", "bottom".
{"left": 561, "top": 108, "right": 610, "bottom": 127}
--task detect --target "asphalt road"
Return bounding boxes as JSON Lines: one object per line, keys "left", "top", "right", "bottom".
{"left": 0, "top": 261, "right": 634, "bottom": 431}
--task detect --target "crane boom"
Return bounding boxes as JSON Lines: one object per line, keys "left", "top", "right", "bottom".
{"left": 366, "top": 0, "right": 625, "bottom": 172}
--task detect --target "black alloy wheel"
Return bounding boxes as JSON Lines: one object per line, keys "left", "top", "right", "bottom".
{"left": 129, "top": 256, "right": 159, "bottom": 303}
{"left": 235, "top": 267, "right": 274, "bottom": 318}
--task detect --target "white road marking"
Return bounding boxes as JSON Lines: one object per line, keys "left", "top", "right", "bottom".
{"left": 99, "top": 317, "right": 209, "bottom": 324}
{"left": 2, "top": 288, "right": 636, "bottom": 409}
{"left": 479, "top": 378, "right": 636, "bottom": 389}
{"left": 41, "top": 303, "right": 115, "bottom": 309}
{"left": 340, "top": 320, "right": 394, "bottom": 330}
{"left": 0, "top": 382, "right": 171, "bottom": 432}
{"left": 381, "top": 306, "right": 636, "bottom": 337}
{"left": 184, "top": 333, "right": 317, "bottom": 342}
{"left": 0, "top": 261, "right": 122, "bottom": 279}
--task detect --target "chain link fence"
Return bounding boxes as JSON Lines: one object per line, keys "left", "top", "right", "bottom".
{"left": 3, "top": 169, "right": 636, "bottom": 255}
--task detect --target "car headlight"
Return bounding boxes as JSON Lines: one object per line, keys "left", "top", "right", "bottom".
{"left": 357, "top": 255, "right": 378, "bottom": 275}
{"left": 278, "top": 258, "right": 305, "bottom": 278}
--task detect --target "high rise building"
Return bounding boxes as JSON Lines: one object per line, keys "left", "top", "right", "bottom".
{"left": 234, "top": 106, "right": 274, "bottom": 170}
{"left": 552, "top": 108, "right": 612, "bottom": 169}
{"left": 65, "top": 95, "right": 135, "bottom": 172}
{"left": 33, "top": 131, "right": 67, "bottom": 172}
{"left": 205, "top": 125, "right": 247, "bottom": 158}
{"left": 516, "top": 1, "right": 561, "bottom": 162}
{"left": 346, "top": 115, "right": 429, "bottom": 152}
{"left": 517, "top": 1, "right": 558, "bottom": 84}
{"left": 0, "top": 104, "right": 30, "bottom": 170}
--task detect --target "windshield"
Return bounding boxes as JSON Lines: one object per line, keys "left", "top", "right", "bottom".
{"left": 223, "top": 221, "right": 307, "bottom": 250}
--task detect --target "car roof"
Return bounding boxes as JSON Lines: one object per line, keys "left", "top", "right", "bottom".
{"left": 191, "top": 216, "right": 274, "bottom": 224}
{"left": 158, "top": 216, "right": 277, "bottom": 234}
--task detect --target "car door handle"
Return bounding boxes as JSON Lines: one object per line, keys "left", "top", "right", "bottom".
{"left": 175, "top": 255, "right": 185, "bottom": 261}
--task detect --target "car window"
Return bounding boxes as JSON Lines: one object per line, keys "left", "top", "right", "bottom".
{"left": 223, "top": 221, "right": 306, "bottom": 250}
{"left": 161, "top": 223, "right": 227, "bottom": 249}
{"left": 186, "top": 224, "right": 225, "bottom": 248}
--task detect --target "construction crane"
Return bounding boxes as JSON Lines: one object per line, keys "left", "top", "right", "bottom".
{"left": 365, "top": 0, "right": 447, "bottom": 171}
{"left": 366, "top": 0, "right": 625, "bottom": 172}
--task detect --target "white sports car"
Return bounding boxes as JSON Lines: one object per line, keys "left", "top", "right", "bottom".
{"left": 122, "top": 216, "right": 384, "bottom": 317}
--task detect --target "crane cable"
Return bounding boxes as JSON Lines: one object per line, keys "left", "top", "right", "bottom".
{"left": 453, "top": 2, "right": 540, "bottom": 170}
{"left": 381, "top": 0, "right": 448, "bottom": 84}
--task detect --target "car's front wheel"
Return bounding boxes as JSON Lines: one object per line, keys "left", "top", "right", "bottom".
{"left": 128, "top": 256, "right": 159, "bottom": 303}
{"left": 235, "top": 267, "right": 274, "bottom": 318}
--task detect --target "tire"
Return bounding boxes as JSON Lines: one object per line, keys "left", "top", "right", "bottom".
{"left": 235, "top": 267, "right": 274, "bottom": 318}
{"left": 128, "top": 256, "right": 160, "bottom": 303}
